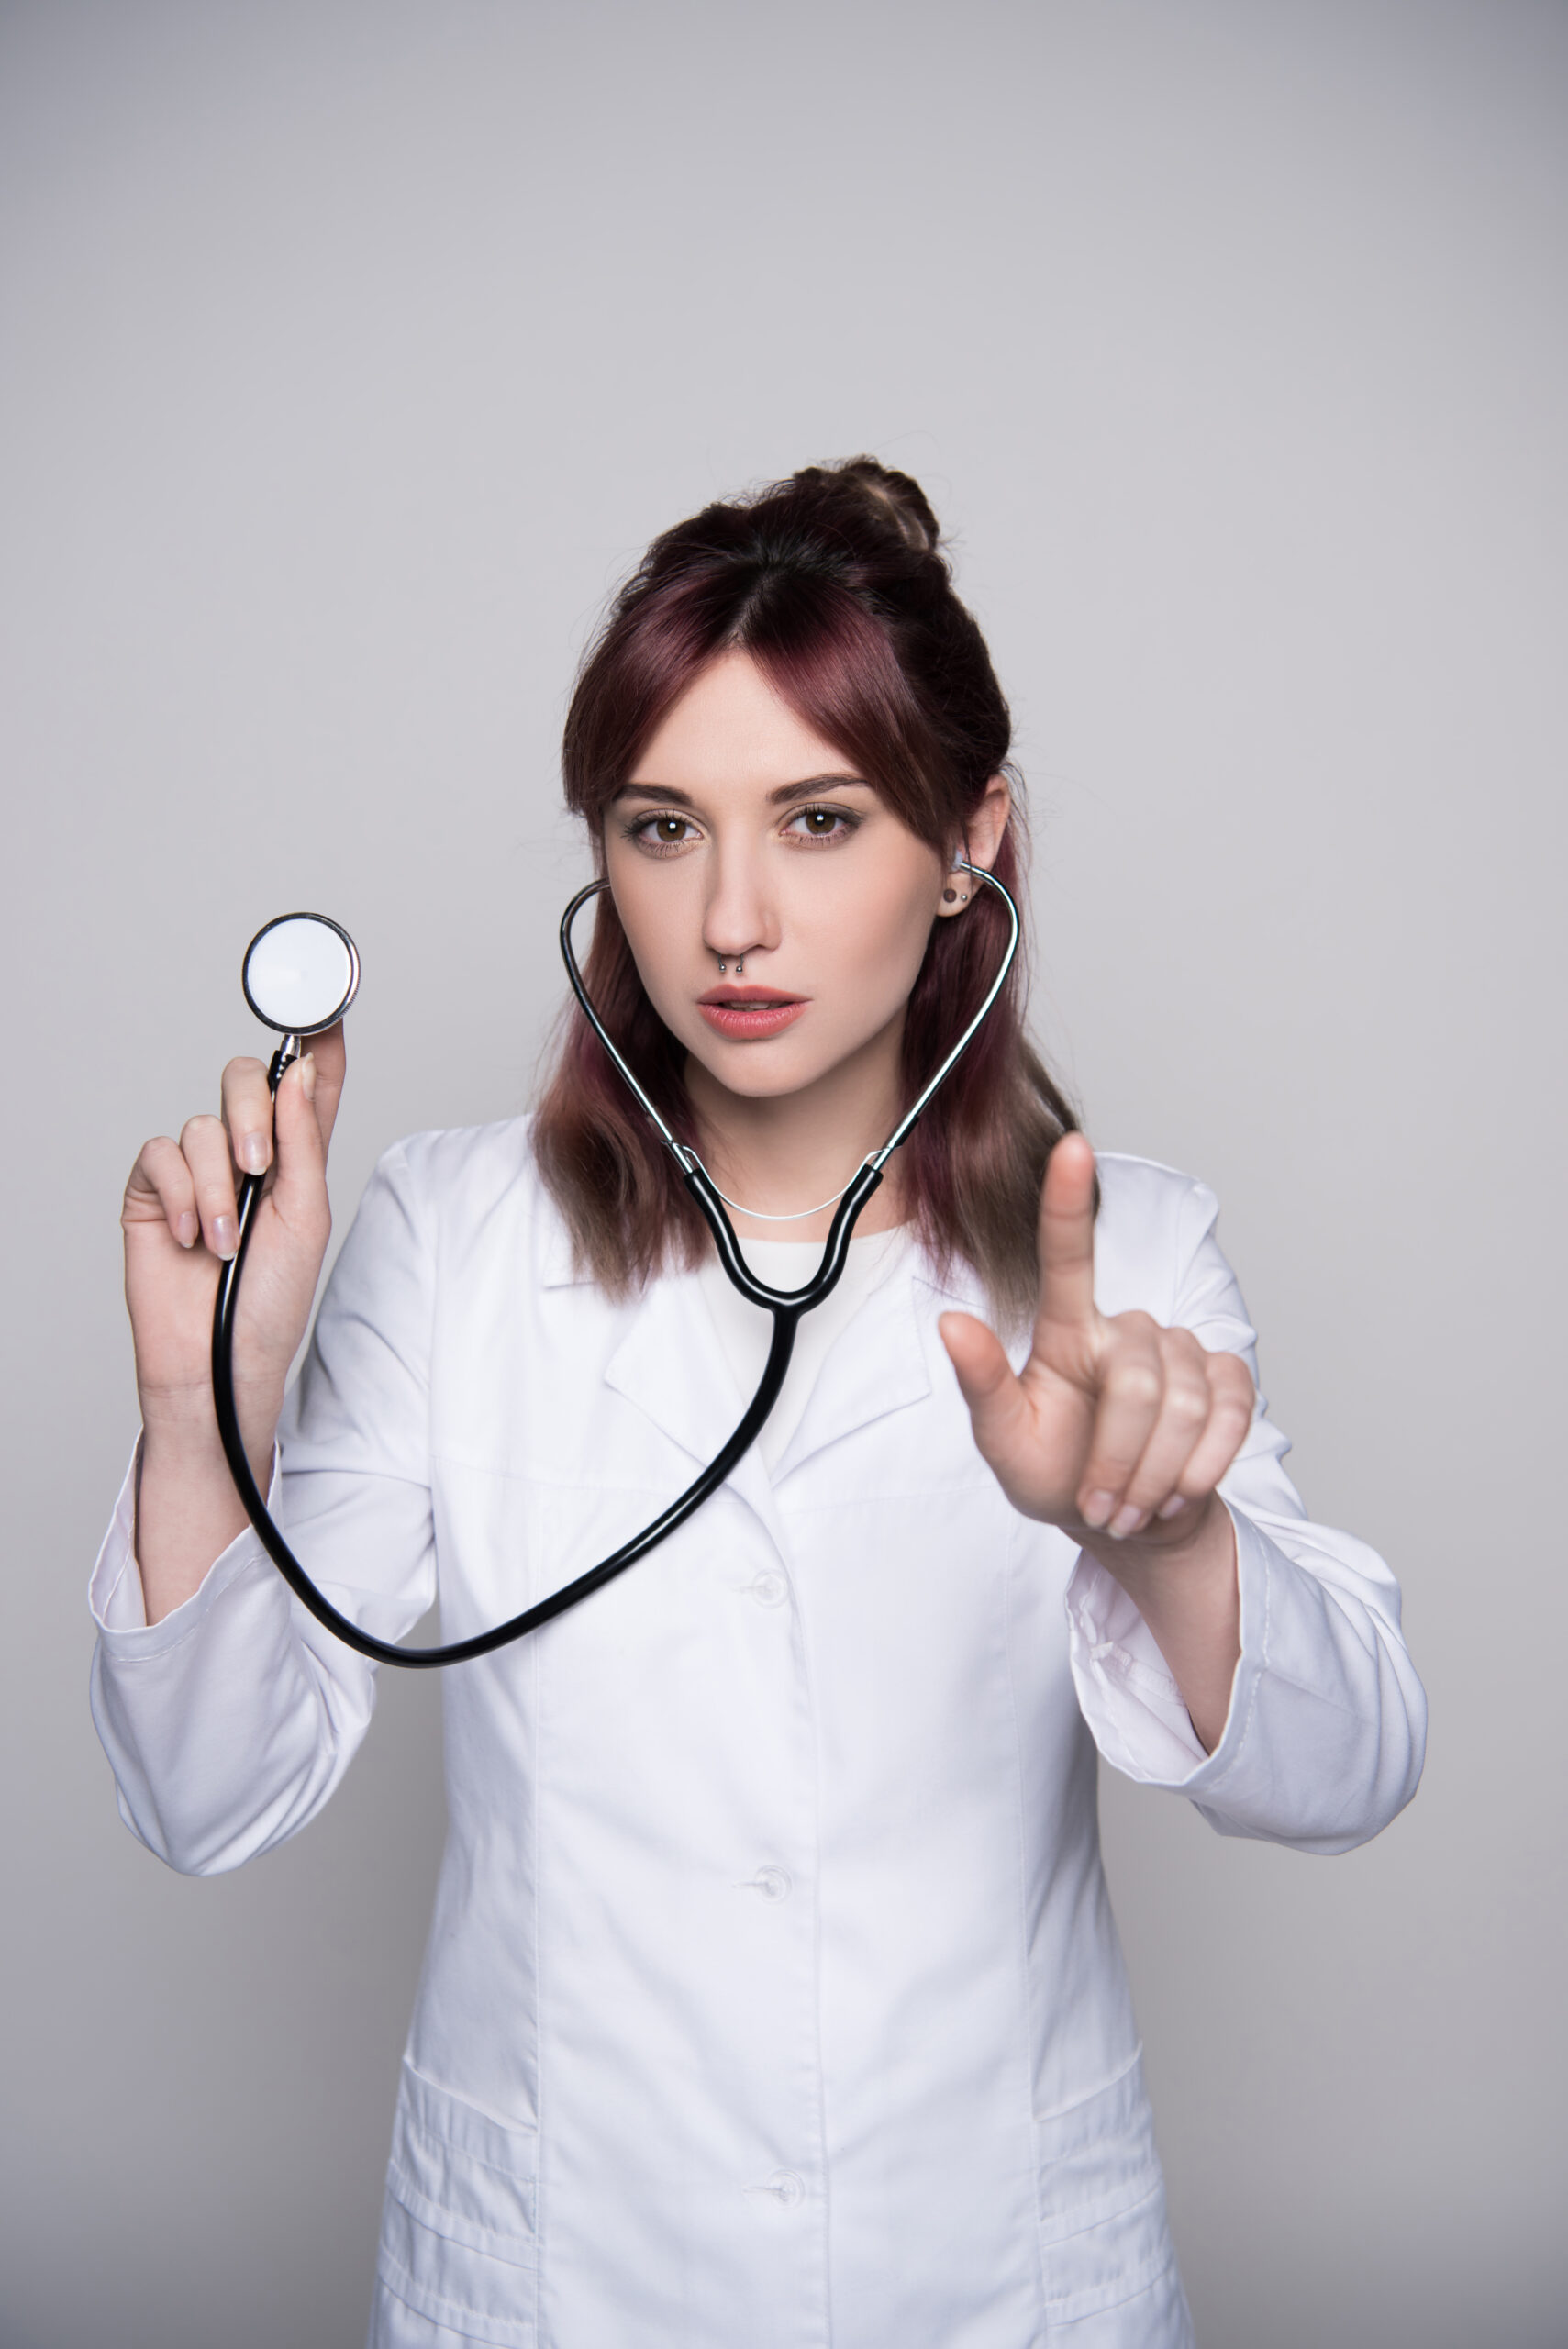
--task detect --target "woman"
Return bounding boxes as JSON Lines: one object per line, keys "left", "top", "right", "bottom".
{"left": 95, "top": 460, "right": 1426, "bottom": 2348}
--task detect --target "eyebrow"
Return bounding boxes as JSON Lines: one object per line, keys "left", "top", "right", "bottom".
{"left": 615, "top": 774, "right": 875, "bottom": 809}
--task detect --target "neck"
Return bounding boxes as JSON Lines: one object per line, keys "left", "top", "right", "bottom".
{"left": 683, "top": 1017, "right": 907, "bottom": 1242}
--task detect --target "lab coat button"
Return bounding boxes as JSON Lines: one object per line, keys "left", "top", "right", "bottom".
{"left": 740, "top": 1866, "right": 792, "bottom": 1901}
{"left": 745, "top": 2168, "right": 806, "bottom": 2209}
{"left": 749, "top": 1572, "right": 787, "bottom": 1608}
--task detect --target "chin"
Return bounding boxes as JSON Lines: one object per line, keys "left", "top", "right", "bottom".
{"left": 685, "top": 1039, "right": 824, "bottom": 1100}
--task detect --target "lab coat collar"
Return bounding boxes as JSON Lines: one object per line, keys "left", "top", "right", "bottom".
{"left": 539, "top": 1190, "right": 987, "bottom": 1519}
{"left": 599, "top": 1264, "right": 782, "bottom": 1536}
{"left": 769, "top": 1247, "right": 938, "bottom": 1483}
{"left": 594, "top": 1240, "right": 984, "bottom": 1512}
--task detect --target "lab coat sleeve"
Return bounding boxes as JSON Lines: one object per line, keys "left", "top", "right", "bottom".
{"left": 1063, "top": 1177, "right": 1428, "bottom": 1854}
{"left": 88, "top": 1138, "right": 437, "bottom": 1876}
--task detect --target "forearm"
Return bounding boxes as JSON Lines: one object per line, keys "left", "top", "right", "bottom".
{"left": 1077, "top": 1493, "right": 1240, "bottom": 1752}
{"left": 136, "top": 1382, "right": 281, "bottom": 1623}
{"left": 91, "top": 1447, "right": 382, "bottom": 1876}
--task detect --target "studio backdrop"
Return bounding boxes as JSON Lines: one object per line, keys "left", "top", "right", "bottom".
{"left": 1, "top": 4, "right": 1563, "bottom": 2344}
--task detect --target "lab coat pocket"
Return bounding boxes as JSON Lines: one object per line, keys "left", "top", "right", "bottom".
{"left": 378, "top": 2060, "right": 539, "bottom": 2348}
{"left": 1033, "top": 2050, "right": 1178, "bottom": 2332}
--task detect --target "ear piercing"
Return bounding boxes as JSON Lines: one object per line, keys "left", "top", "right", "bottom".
{"left": 942, "top": 885, "right": 970, "bottom": 904}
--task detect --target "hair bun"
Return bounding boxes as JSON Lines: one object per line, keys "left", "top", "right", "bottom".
{"left": 797, "top": 456, "right": 943, "bottom": 558}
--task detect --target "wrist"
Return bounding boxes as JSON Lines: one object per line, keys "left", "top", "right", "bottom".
{"left": 1076, "top": 1495, "right": 1241, "bottom": 1754}
{"left": 139, "top": 1382, "right": 283, "bottom": 1480}
{"left": 1076, "top": 1491, "right": 1232, "bottom": 1584}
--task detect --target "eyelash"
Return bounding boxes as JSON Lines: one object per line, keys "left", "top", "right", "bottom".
{"left": 621, "top": 805, "right": 860, "bottom": 855}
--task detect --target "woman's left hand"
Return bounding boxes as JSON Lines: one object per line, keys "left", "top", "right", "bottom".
{"left": 938, "top": 1132, "right": 1255, "bottom": 1546}
{"left": 939, "top": 1133, "right": 1255, "bottom": 1749}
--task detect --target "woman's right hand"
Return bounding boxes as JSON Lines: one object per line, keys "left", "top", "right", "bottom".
{"left": 120, "top": 1027, "right": 345, "bottom": 1619}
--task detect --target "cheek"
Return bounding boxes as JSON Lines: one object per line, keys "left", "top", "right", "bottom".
{"left": 818, "top": 863, "right": 936, "bottom": 974}
{"left": 605, "top": 856, "right": 695, "bottom": 1005}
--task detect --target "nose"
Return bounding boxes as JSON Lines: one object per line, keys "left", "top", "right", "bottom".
{"left": 702, "top": 838, "right": 777, "bottom": 970}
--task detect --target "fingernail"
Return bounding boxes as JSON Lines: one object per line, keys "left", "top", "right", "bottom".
{"left": 213, "top": 1215, "right": 238, "bottom": 1260}
{"left": 239, "top": 1132, "right": 269, "bottom": 1174}
{"left": 174, "top": 1211, "right": 198, "bottom": 1250}
{"left": 299, "top": 1052, "right": 317, "bottom": 1101}
{"left": 1081, "top": 1490, "right": 1117, "bottom": 1530}
{"left": 1157, "top": 1494, "right": 1189, "bottom": 1520}
{"left": 1108, "top": 1503, "right": 1147, "bottom": 1540}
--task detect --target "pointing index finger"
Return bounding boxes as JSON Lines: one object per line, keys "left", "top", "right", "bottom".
{"left": 1035, "top": 1132, "right": 1098, "bottom": 1337}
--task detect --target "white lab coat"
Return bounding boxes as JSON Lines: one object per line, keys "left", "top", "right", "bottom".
{"left": 89, "top": 1125, "right": 1426, "bottom": 2349}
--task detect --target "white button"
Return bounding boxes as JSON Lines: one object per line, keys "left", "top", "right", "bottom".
{"left": 749, "top": 1572, "right": 787, "bottom": 1608}
{"left": 738, "top": 1866, "right": 792, "bottom": 1902}
{"left": 745, "top": 2169, "right": 806, "bottom": 2209}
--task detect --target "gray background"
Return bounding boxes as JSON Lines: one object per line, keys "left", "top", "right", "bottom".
{"left": 2, "top": 2, "right": 1562, "bottom": 2343}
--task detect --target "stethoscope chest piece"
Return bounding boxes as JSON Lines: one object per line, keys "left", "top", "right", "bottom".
{"left": 241, "top": 912, "right": 361, "bottom": 1041}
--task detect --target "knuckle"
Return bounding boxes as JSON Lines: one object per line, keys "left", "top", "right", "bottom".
{"left": 1107, "top": 1360, "right": 1162, "bottom": 1410}
{"left": 1167, "top": 1381, "right": 1209, "bottom": 1429}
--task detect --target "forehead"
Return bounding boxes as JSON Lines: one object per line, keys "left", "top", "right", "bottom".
{"left": 628, "top": 650, "right": 851, "bottom": 792}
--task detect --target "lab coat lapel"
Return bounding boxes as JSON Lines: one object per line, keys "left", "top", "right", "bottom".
{"left": 601, "top": 1268, "right": 782, "bottom": 1538}
{"left": 770, "top": 1253, "right": 937, "bottom": 1483}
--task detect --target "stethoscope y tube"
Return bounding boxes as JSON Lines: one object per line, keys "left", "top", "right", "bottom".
{"left": 210, "top": 862, "right": 1019, "bottom": 1667}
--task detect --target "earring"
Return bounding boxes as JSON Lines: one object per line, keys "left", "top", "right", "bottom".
{"left": 942, "top": 888, "right": 957, "bottom": 903}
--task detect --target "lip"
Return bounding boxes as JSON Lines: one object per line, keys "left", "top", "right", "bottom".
{"left": 696, "top": 986, "right": 807, "bottom": 1041}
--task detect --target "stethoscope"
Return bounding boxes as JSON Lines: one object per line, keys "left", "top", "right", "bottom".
{"left": 213, "top": 863, "right": 1019, "bottom": 1667}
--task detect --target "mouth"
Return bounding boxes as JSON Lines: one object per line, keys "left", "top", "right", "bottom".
{"left": 696, "top": 985, "right": 807, "bottom": 1041}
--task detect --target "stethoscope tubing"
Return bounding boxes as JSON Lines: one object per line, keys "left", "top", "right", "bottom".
{"left": 210, "top": 861, "right": 1018, "bottom": 1666}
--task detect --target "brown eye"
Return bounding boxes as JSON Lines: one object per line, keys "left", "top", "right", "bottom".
{"left": 654, "top": 816, "right": 684, "bottom": 841}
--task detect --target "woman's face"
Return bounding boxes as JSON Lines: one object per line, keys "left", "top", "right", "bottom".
{"left": 603, "top": 650, "right": 1003, "bottom": 1119}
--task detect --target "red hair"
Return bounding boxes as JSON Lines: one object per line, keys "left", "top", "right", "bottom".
{"left": 532, "top": 458, "right": 1078, "bottom": 1319}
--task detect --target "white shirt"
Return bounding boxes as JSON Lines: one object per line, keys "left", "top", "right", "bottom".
{"left": 89, "top": 1128, "right": 1426, "bottom": 2349}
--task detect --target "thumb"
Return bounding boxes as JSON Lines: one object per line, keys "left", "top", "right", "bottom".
{"left": 267, "top": 1052, "right": 329, "bottom": 1228}
{"left": 939, "top": 1310, "right": 1031, "bottom": 1464}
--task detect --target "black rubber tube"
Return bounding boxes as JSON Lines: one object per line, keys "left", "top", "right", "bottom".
{"left": 212, "top": 1225, "right": 805, "bottom": 1669}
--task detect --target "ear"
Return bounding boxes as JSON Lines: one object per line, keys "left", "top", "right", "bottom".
{"left": 936, "top": 774, "right": 1012, "bottom": 916}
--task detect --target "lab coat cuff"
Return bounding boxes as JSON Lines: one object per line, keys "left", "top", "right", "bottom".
{"left": 1065, "top": 1497, "right": 1273, "bottom": 1789}
{"left": 89, "top": 1434, "right": 284, "bottom": 1653}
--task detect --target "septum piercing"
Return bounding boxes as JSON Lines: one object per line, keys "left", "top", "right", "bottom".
{"left": 717, "top": 955, "right": 745, "bottom": 976}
